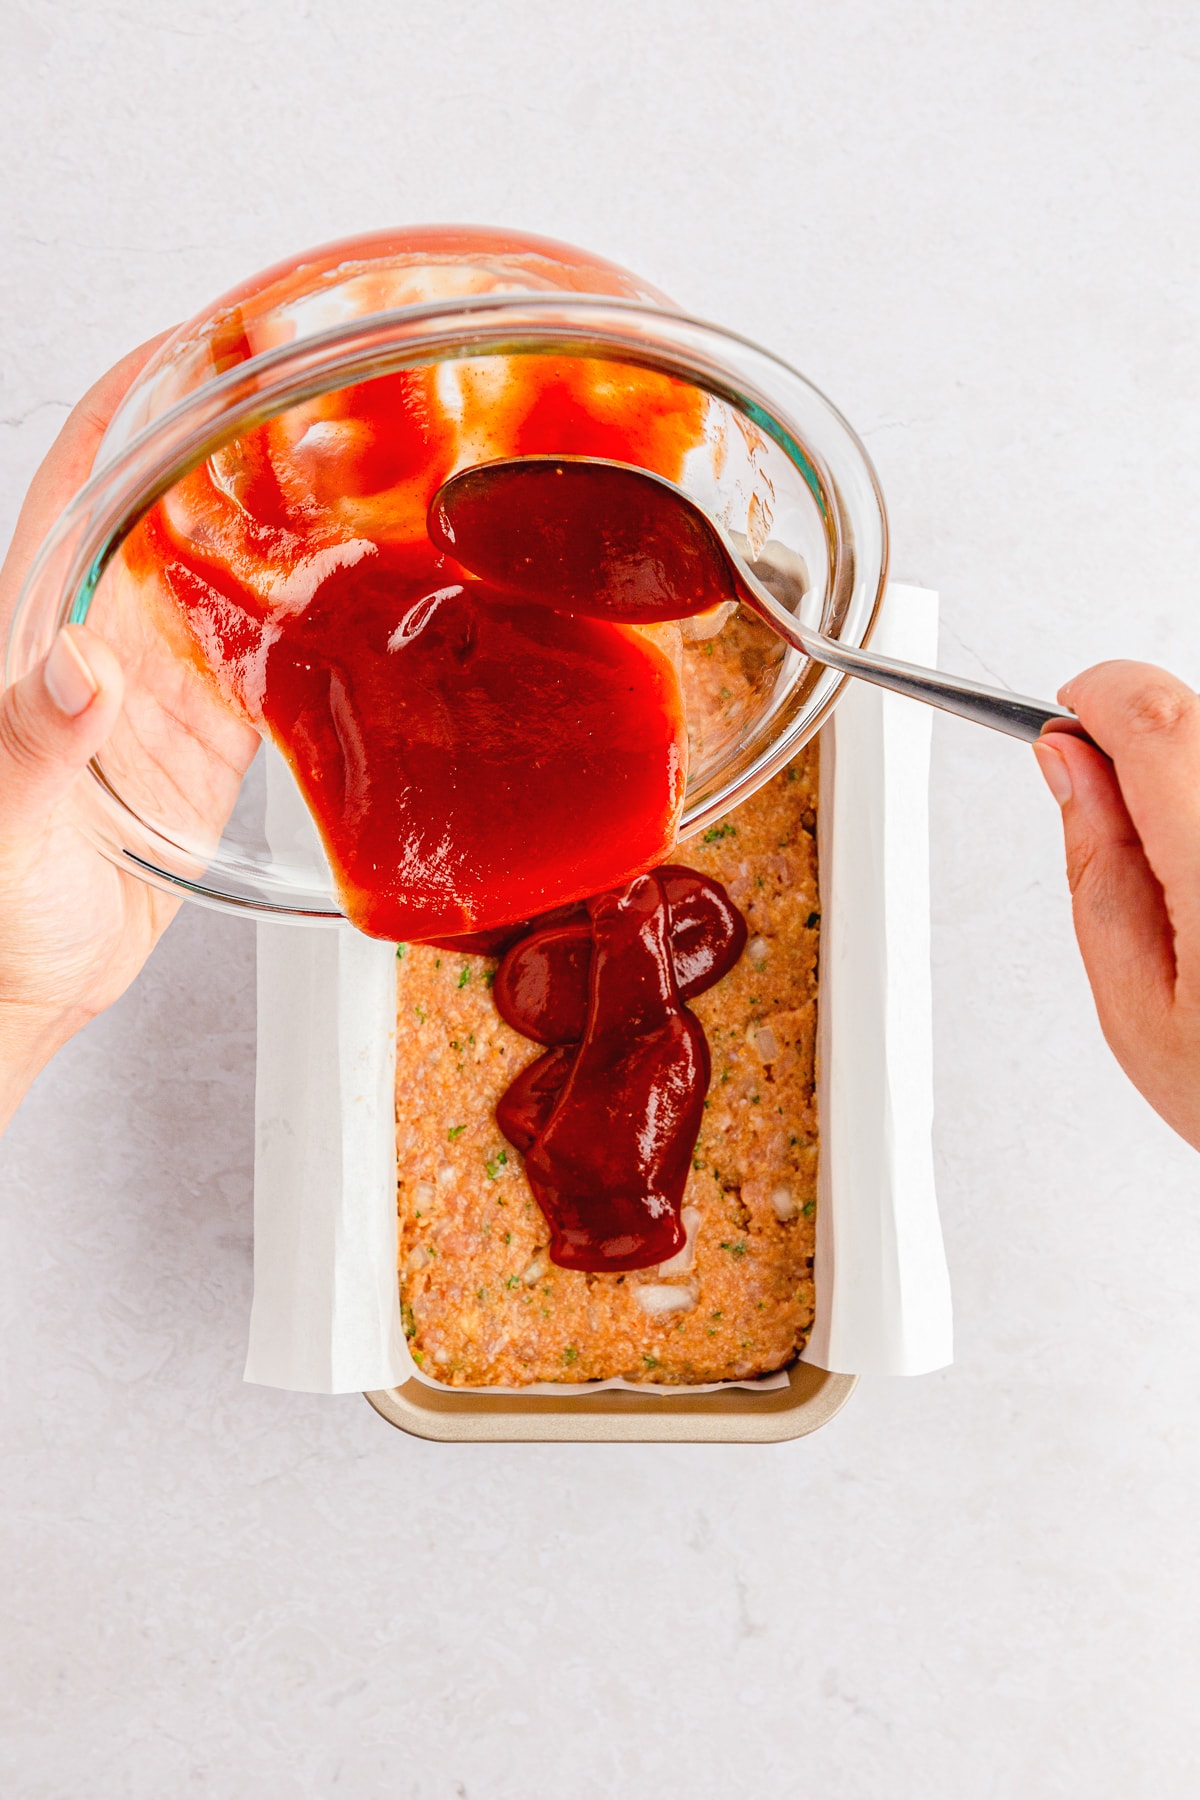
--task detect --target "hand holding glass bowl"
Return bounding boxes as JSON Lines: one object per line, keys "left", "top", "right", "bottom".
{"left": 2, "top": 226, "right": 1199, "bottom": 1151}
{"left": 0, "top": 333, "right": 216, "bottom": 1130}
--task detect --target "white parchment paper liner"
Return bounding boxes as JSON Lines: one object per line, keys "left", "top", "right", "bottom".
{"left": 805, "top": 584, "right": 951, "bottom": 1375}
{"left": 245, "top": 582, "right": 951, "bottom": 1394}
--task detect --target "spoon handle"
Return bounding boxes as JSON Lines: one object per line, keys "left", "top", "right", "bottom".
{"left": 801, "top": 629, "right": 1091, "bottom": 744}
{"left": 741, "top": 574, "right": 1095, "bottom": 748}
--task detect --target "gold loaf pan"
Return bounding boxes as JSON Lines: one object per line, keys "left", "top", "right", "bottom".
{"left": 364, "top": 1363, "right": 855, "bottom": 1444}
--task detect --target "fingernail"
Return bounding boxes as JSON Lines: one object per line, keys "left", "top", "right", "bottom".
{"left": 43, "top": 628, "right": 99, "bottom": 718}
{"left": 1033, "top": 739, "right": 1073, "bottom": 806}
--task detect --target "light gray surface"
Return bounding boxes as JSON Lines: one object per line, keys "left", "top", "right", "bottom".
{"left": 2, "top": 3, "right": 1198, "bottom": 1794}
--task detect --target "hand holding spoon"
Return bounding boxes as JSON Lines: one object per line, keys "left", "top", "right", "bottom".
{"left": 429, "top": 455, "right": 1092, "bottom": 747}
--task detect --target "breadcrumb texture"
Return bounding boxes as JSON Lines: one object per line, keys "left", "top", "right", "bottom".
{"left": 395, "top": 747, "right": 820, "bottom": 1386}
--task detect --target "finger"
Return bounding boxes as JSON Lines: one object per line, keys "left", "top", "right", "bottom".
{"left": 1034, "top": 732, "right": 1177, "bottom": 1036}
{"left": 0, "top": 329, "right": 175, "bottom": 631}
{"left": 1059, "top": 662, "right": 1200, "bottom": 962}
{"left": 0, "top": 626, "right": 124, "bottom": 842}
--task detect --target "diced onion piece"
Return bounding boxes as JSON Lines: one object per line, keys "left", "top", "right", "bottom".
{"left": 405, "top": 1245, "right": 433, "bottom": 1273}
{"left": 521, "top": 1251, "right": 549, "bottom": 1286}
{"left": 747, "top": 936, "right": 769, "bottom": 964}
{"left": 749, "top": 1023, "right": 780, "bottom": 1061}
{"left": 679, "top": 599, "right": 738, "bottom": 641}
{"left": 432, "top": 1347, "right": 451, "bottom": 1366}
{"left": 414, "top": 1181, "right": 436, "bottom": 1207}
{"left": 436, "top": 1163, "right": 455, "bottom": 1187}
{"left": 657, "top": 1206, "right": 701, "bottom": 1277}
{"left": 771, "top": 1184, "right": 798, "bottom": 1222}
{"left": 634, "top": 1284, "right": 697, "bottom": 1317}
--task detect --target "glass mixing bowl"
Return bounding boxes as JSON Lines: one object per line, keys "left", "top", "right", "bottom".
{"left": 3, "top": 228, "right": 888, "bottom": 926}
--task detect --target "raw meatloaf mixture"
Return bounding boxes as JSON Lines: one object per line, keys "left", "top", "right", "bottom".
{"left": 395, "top": 747, "right": 820, "bottom": 1385}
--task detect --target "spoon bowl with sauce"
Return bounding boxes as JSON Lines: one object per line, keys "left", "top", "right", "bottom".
{"left": 430, "top": 455, "right": 1093, "bottom": 748}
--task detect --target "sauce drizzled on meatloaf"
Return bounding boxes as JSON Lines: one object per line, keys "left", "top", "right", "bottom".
{"left": 489, "top": 868, "right": 746, "bottom": 1271}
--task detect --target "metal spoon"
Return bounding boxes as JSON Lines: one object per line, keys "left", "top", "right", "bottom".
{"left": 430, "top": 454, "right": 1092, "bottom": 747}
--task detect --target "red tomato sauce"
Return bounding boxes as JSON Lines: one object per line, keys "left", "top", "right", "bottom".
{"left": 492, "top": 868, "right": 746, "bottom": 1270}
{"left": 124, "top": 352, "right": 709, "bottom": 941}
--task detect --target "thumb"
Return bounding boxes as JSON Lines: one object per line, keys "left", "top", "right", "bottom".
{"left": 0, "top": 626, "right": 125, "bottom": 842}
{"left": 1032, "top": 732, "right": 1176, "bottom": 1036}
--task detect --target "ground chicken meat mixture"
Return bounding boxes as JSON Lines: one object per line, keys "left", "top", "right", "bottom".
{"left": 395, "top": 738, "right": 819, "bottom": 1387}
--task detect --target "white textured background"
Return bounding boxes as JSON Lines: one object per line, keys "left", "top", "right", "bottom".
{"left": 2, "top": 3, "right": 1198, "bottom": 1795}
